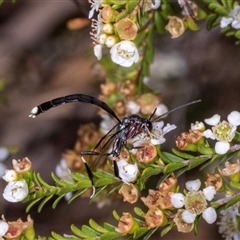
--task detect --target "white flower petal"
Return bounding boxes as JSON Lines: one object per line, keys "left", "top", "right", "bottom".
{"left": 152, "top": 121, "right": 164, "bottom": 130}
{"left": 203, "top": 207, "right": 217, "bottom": 224}
{"left": 162, "top": 123, "right": 177, "bottom": 135}
{"left": 170, "top": 192, "right": 185, "bottom": 208}
{"left": 203, "top": 186, "right": 216, "bottom": 201}
{"left": 94, "top": 44, "right": 102, "bottom": 60}
{"left": 185, "top": 179, "right": 201, "bottom": 192}
{"left": 155, "top": 104, "right": 168, "bottom": 117}
{"left": 230, "top": 5, "right": 240, "bottom": 17}
{"left": 228, "top": 111, "right": 240, "bottom": 126}
{"left": 182, "top": 210, "right": 196, "bottom": 224}
{"left": 204, "top": 114, "right": 220, "bottom": 126}
{"left": 202, "top": 129, "right": 215, "bottom": 140}
{"left": 191, "top": 121, "right": 205, "bottom": 131}
{"left": 215, "top": 141, "right": 230, "bottom": 154}
{"left": 117, "top": 159, "right": 138, "bottom": 183}
{"left": 2, "top": 169, "right": 18, "bottom": 182}
{"left": 220, "top": 17, "right": 233, "bottom": 28}
{"left": 0, "top": 220, "right": 9, "bottom": 237}
{"left": 3, "top": 180, "right": 28, "bottom": 202}
{"left": 232, "top": 20, "right": 240, "bottom": 29}
{"left": 110, "top": 41, "right": 139, "bottom": 67}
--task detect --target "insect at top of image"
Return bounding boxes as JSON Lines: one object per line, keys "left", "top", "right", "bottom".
{"left": 29, "top": 93, "right": 201, "bottom": 196}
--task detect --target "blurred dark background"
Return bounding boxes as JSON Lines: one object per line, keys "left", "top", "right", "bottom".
{"left": 0, "top": 1, "right": 240, "bottom": 239}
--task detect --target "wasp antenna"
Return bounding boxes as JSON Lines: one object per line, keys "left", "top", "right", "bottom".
{"left": 149, "top": 108, "right": 157, "bottom": 121}
{"left": 152, "top": 99, "right": 201, "bottom": 122}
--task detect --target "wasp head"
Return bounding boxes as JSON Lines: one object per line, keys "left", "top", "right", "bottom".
{"left": 144, "top": 118, "right": 153, "bottom": 132}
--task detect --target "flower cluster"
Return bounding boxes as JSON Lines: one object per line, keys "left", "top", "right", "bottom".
{"left": 218, "top": 202, "right": 240, "bottom": 240}
{"left": 141, "top": 174, "right": 177, "bottom": 228}
{"left": 170, "top": 179, "right": 217, "bottom": 233}
{"left": 203, "top": 111, "right": 240, "bottom": 154}
{"left": 2, "top": 158, "right": 31, "bottom": 203}
{"left": 89, "top": 1, "right": 147, "bottom": 67}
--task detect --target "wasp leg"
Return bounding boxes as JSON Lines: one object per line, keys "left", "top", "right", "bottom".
{"left": 113, "top": 160, "right": 120, "bottom": 180}
{"left": 80, "top": 153, "right": 99, "bottom": 198}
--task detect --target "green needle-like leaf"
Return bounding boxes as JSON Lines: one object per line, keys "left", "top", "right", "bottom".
{"left": 89, "top": 219, "right": 108, "bottom": 234}
{"left": 25, "top": 197, "right": 43, "bottom": 213}
{"left": 103, "top": 223, "right": 116, "bottom": 232}
{"left": 133, "top": 227, "right": 149, "bottom": 239}
{"left": 38, "top": 195, "right": 54, "bottom": 212}
{"left": 134, "top": 207, "right": 145, "bottom": 218}
{"left": 82, "top": 225, "right": 99, "bottom": 237}
{"left": 164, "top": 162, "right": 186, "bottom": 174}
{"left": 52, "top": 194, "right": 66, "bottom": 209}
{"left": 71, "top": 224, "right": 92, "bottom": 238}
{"left": 68, "top": 189, "right": 88, "bottom": 204}
{"left": 112, "top": 210, "right": 120, "bottom": 221}
{"left": 101, "top": 231, "right": 123, "bottom": 240}
{"left": 143, "top": 227, "right": 158, "bottom": 240}
{"left": 172, "top": 148, "right": 195, "bottom": 159}
{"left": 51, "top": 232, "right": 68, "bottom": 240}
{"left": 94, "top": 177, "right": 117, "bottom": 187}
{"left": 141, "top": 166, "right": 162, "bottom": 179}
{"left": 187, "top": 156, "right": 210, "bottom": 170}
{"left": 36, "top": 173, "right": 52, "bottom": 189}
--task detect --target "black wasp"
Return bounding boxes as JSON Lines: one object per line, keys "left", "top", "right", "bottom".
{"left": 29, "top": 94, "right": 200, "bottom": 195}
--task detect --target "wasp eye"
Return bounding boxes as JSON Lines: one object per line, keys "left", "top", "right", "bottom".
{"left": 146, "top": 121, "right": 153, "bottom": 131}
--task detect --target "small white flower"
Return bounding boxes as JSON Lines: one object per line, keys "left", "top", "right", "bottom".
{"left": 170, "top": 192, "right": 185, "bottom": 208}
{"left": 133, "top": 121, "right": 176, "bottom": 146}
{"left": 220, "top": 5, "right": 240, "bottom": 29}
{"left": 94, "top": 44, "right": 102, "bottom": 60}
{"left": 218, "top": 202, "right": 240, "bottom": 239}
{"left": 203, "top": 186, "right": 216, "bottom": 201}
{"left": 126, "top": 101, "right": 140, "bottom": 114}
{"left": 203, "top": 111, "right": 240, "bottom": 155}
{"left": 0, "top": 220, "right": 9, "bottom": 238}
{"left": 117, "top": 159, "right": 138, "bottom": 183}
{"left": 3, "top": 180, "right": 28, "bottom": 202}
{"left": 110, "top": 41, "right": 139, "bottom": 67}
{"left": 185, "top": 179, "right": 201, "bottom": 192}
{"left": 182, "top": 210, "right": 196, "bottom": 223}
{"left": 2, "top": 169, "right": 18, "bottom": 182}
{"left": 151, "top": 122, "right": 176, "bottom": 145}
{"left": 202, "top": 207, "right": 217, "bottom": 224}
